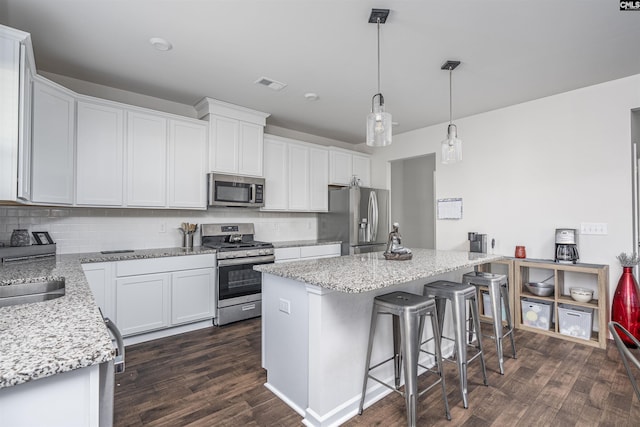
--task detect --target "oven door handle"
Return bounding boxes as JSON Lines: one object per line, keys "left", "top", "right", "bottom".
{"left": 218, "top": 255, "right": 275, "bottom": 267}
{"left": 104, "top": 317, "right": 125, "bottom": 374}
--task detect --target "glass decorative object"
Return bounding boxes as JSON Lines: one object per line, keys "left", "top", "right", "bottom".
{"left": 612, "top": 253, "right": 640, "bottom": 347}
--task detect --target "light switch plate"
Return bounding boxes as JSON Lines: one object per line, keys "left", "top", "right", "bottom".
{"left": 279, "top": 298, "right": 291, "bottom": 314}
{"left": 580, "top": 222, "right": 608, "bottom": 235}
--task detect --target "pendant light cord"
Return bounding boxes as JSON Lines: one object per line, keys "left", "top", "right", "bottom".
{"left": 448, "top": 67, "right": 453, "bottom": 125}
{"left": 377, "top": 18, "right": 381, "bottom": 94}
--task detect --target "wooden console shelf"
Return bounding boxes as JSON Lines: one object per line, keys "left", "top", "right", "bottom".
{"left": 514, "top": 259, "right": 609, "bottom": 349}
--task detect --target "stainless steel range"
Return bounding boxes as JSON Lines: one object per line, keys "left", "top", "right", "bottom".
{"left": 201, "top": 223, "right": 274, "bottom": 326}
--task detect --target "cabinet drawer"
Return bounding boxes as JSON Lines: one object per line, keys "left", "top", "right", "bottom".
{"left": 116, "top": 254, "right": 216, "bottom": 276}
{"left": 274, "top": 247, "right": 301, "bottom": 262}
{"left": 300, "top": 244, "right": 341, "bottom": 259}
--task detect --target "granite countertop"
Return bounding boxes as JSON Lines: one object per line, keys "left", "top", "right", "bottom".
{"left": 0, "top": 246, "right": 216, "bottom": 389}
{"left": 255, "top": 248, "right": 505, "bottom": 293}
{"left": 271, "top": 240, "right": 341, "bottom": 249}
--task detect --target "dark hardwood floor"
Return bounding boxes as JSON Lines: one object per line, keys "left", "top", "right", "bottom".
{"left": 115, "top": 318, "right": 640, "bottom": 426}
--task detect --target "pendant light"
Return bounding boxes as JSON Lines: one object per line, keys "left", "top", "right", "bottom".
{"left": 441, "top": 60, "right": 462, "bottom": 164}
{"left": 366, "top": 9, "right": 392, "bottom": 147}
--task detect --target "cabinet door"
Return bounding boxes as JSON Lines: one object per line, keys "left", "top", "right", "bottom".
{"left": 127, "top": 111, "right": 167, "bottom": 207}
{"left": 171, "top": 268, "right": 215, "bottom": 324}
{"left": 262, "top": 137, "right": 288, "bottom": 210}
{"left": 329, "top": 149, "right": 353, "bottom": 185}
{"left": 76, "top": 100, "right": 124, "bottom": 206}
{"left": 238, "top": 122, "right": 263, "bottom": 176}
{"left": 82, "top": 262, "right": 114, "bottom": 320}
{"left": 17, "top": 46, "right": 32, "bottom": 200}
{"left": 31, "top": 79, "right": 75, "bottom": 204}
{"left": 0, "top": 32, "right": 20, "bottom": 201}
{"left": 209, "top": 116, "right": 238, "bottom": 174}
{"left": 288, "top": 143, "right": 309, "bottom": 210}
{"left": 309, "top": 147, "right": 329, "bottom": 211}
{"left": 352, "top": 154, "right": 371, "bottom": 187}
{"left": 168, "top": 119, "right": 208, "bottom": 209}
{"left": 116, "top": 273, "right": 170, "bottom": 336}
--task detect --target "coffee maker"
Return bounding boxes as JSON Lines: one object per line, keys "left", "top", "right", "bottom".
{"left": 468, "top": 232, "right": 487, "bottom": 253}
{"left": 555, "top": 228, "right": 579, "bottom": 264}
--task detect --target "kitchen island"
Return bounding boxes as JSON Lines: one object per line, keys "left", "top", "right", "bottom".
{"left": 255, "top": 248, "right": 504, "bottom": 427}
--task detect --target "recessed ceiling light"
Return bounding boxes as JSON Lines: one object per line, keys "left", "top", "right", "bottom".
{"left": 149, "top": 37, "right": 172, "bottom": 51}
{"left": 304, "top": 93, "right": 319, "bottom": 101}
{"left": 254, "top": 76, "right": 287, "bottom": 91}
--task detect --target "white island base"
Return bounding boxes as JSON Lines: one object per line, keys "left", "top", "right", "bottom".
{"left": 262, "top": 268, "right": 475, "bottom": 427}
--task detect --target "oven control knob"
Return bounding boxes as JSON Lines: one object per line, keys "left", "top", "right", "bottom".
{"left": 245, "top": 251, "right": 251, "bottom": 257}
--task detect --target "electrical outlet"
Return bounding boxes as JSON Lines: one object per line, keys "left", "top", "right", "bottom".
{"left": 580, "top": 222, "right": 608, "bottom": 235}
{"left": 159, "top": 222, "right": 166, "bottom": 233}
{"left": 279, "top": 298, "right": 291, "bottom": 314}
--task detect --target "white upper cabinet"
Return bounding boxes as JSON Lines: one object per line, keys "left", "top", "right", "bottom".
{"left": 31, "top": 77, "right": 75, "bottom": 205}
{"left": 126, "top": 111, "right": 167, "bottom": 207}
{"left": 195, "top": 97, "right": 269, "bottom": 177}
{"left": 0, "top": 25, "right": 35, "bottom": 202}
{"left": 329, "top": 147, "right": 371, "bottom": 187}
{"left": 167, "top": 118, "right": 208, "bottom": 209}
{"left": 263, "top": 136, "right": 288, "bottom": 210}
{"left": 262, "top": 134, "right": 328, "bottom": 212}
{"left": 76, "top": 99, "right": 125, "bottom": 206}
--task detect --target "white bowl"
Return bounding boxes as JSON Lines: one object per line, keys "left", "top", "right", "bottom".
{"left": 570, "top": 287, "right": 593, "bottom": 303}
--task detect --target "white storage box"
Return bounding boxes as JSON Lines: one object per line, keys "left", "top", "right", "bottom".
{"left": 558, "top": 303, "right": 593, "bottom": 340}
{"left": 521, "top": 298, "right": 553, "bottom": 330}
{"left": 482, "top": 292, "right": 506, "bottom": 321}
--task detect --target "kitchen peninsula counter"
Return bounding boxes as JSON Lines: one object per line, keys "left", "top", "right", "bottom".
{"left": 255, "top": 249, "right": 504, "bottom": 427}
{"left": 0, "top": 246, "right": 217, "bottom": 389}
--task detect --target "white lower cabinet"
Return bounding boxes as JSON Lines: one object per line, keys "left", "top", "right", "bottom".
{"left": 81, "top": 262, "right": 115, "bottom": 320}
{"left": 116, "top": 273, "right": 171, "bottom": 336}
{"left": 171, "top": 268, "right": 216, "bottom": 325}
{"left": 274, "top": 243, "right": 341, "bottom": 263}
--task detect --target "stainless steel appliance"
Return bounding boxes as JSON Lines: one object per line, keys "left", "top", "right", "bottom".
{"left": 555, "top": 228, "right": 579, "bottom": 264}
{"left": 99, "top": 315, "right": 125, "bottom": 427}
{"left": 468, "top": 232, "right": 487, "bottom": 253}
{"left": 207, "top": 173, "right": 265, "bottom": 208}
{"left": 318, "top": 186, "right": 389, "bottom": 255}
{"left": 200, "top": 223, "right": 274, "bottom": 325}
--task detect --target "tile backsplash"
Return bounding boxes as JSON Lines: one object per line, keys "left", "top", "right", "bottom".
{"left": 0, "top": 206, "right": 318, "bottom": 254}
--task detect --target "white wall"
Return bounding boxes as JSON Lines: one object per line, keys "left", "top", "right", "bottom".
{"left": 370, "top": 74, "right": 640, "bottom": 301}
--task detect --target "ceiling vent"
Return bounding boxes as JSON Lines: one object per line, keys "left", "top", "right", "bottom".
{"left": 254, "top": 76, "right": 287, "bottom": 91}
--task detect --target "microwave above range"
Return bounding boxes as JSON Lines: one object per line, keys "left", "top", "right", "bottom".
{"left": 207, "top": 173, "right": 265, "bottom": 208}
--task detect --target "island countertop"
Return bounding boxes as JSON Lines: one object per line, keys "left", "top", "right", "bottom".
{"left": 254, "top": 248, "right": 505, "bottom": 293}
{"left": 0, "top": 246, "right": 217, "bottom": 389}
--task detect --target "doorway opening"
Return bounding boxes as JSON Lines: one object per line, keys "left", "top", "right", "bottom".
{"left": 389, "top": 154, "right": 436, "bottom": 249}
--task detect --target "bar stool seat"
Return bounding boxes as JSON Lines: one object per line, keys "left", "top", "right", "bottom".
{"left": 358, "top": 291, "right": 451, "bottom": 426}
{"left": 422, "top": 280, "right": 488, "bottom": 409}
{"left": 462, "top": 271, "right": 517, "bottom": 375}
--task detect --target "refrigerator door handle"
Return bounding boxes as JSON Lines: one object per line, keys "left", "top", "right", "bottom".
{"left": 368, "top": 190, "right": 378, "bottom": 242}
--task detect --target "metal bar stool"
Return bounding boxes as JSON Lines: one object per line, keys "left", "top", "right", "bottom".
{"left": 358, "top": 291, "right": 451, "bottom": 426}
{"left": 462, "top": 271, "right": 516, "bottom": 374}
{"left": 421, "top": 280, "right": 488, "bottom": 408}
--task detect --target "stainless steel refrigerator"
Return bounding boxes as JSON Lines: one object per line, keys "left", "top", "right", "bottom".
{"left": 318, "top": 186, "right": 389, "bottom": 255}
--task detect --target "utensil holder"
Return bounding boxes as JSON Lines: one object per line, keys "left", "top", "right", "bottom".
{"left": 10, "top": 229, "right": 31, "bottom": 247}
{"left": 182, "top": 233, "right": 194, "bottom": 249}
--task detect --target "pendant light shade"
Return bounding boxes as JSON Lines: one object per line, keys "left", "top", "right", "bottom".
{"left": 441, "top": 60, "right": 462, "bottom": 164}
{"left": 366, "top": 9, "right": 392, "bottom": 147}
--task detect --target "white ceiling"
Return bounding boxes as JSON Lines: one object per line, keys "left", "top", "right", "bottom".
{"left": 2, "top": 0, "right": 639, "bottom": 144}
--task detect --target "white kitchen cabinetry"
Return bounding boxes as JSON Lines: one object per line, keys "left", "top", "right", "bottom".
{"left": 30, "top": 77, "right": 76, "bottom": 205}
{"left": 195, "top": 97, "right": 269, "bottom": 177}
{"left": 329, "top": 148, "right": 371, "bottom": 187}
{"left": 0, "top": 25, "right": 35, "bottom": 202}
{"left": 262, "top": 135, "right": 329, "bottom": 212}
{"left": 126, "top": 111, "right": 167, "bottom": 207}
{"left": 17, "top": 48, "right": 33, "bottom": 201}
{"left": 263, "top": 137, "right": 288, "bottom": 210}
{"left": 168, "top": 118, "right": 208, "bottom": 209}
{"left": 82, "top": 262, "right": 115, "bottom": 320}
{"left": 116, "top": 273, "right": 171, "bottom": 336}
{"left": 76, "top": 99, "right": 124, "bottom": 206}
{"left": 171, "top": 268, "right": 216, "bottom": 325}
{"left": 113, "top": 254, "right": 216, "bottom": 337}
{"left": 274, "top": 243, "right": 341, "bottom": 263}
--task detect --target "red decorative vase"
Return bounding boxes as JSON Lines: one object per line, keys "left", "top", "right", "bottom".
{"left": 611, "top": 266, "right": 640, "bottom": 347}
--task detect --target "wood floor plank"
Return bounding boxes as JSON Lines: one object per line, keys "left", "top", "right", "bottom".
{"left": 114, "top": 318, "right": 640, "bottom": 426}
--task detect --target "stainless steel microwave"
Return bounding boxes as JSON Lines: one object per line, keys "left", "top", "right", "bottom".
{"left": 207, "top": 173, "right": 265, "bottom": 208}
